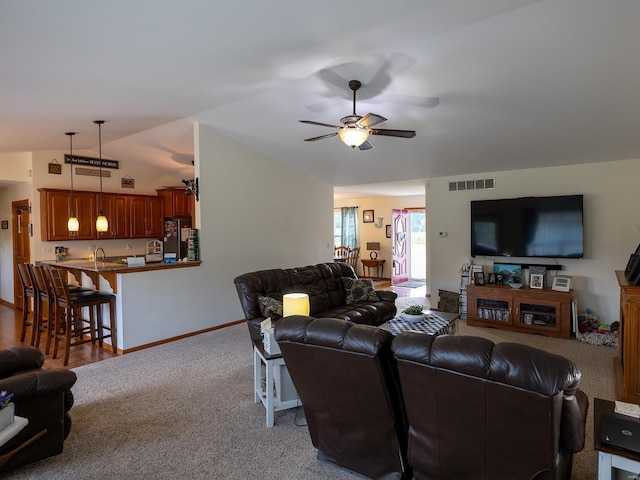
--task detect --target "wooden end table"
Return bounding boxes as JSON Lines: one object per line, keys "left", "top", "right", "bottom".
{"left": 594, "top": 397, "right": 640, "bottom": 479}
{"left": 361, "top": 259, "right": 385, "bottom": 280}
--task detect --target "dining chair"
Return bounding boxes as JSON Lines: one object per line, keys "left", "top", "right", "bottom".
{"left": 26, "top": 264, "right": 52, "bottom": 350}
{"left": 15, "top": 263, "right": 35, "bottom": 344}
{"left": 346, "top": 247, "right": 360, "bottom": 270}
{"left": 334, "top": 246, "right": 349, "bottom": 262}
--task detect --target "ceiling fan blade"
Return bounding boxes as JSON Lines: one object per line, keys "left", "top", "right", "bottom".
{"left": 370, "top": 128, "right": 416, "bottom": 138}
{"left": 359, "top": 139, "right": 374, "bottom": 150}
{"left": 356, "top": 113, "right": 387, "bottom": 128}
{"left": 303, "top": 133, "right": 338, "bottom": 142}
{"left": 299, "top": 120, "right": 341, "bottom": 129}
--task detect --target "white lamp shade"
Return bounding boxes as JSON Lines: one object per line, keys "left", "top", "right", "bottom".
{"left": 338, "top": 127, "right": 369, "bottom": 147}
{"left": 282, "top": 293, "right": 310, "bottom": 317}
{"left": 67, "top": 216, "right": 79, "bottom": 232}
{"left": 96, "top": 214, "right": 109, "bottom": 232}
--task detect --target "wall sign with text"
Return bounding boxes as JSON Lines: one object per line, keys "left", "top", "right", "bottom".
{"left": 65, "top": 154, "right": 119, "bottom": 169}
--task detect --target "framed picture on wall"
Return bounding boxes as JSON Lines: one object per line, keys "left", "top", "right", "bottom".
{"left": 363, "top": 210, "right": 374, "bottom": 223}
{"left": 385, "top": 225, "right": 391, "bottom": 238}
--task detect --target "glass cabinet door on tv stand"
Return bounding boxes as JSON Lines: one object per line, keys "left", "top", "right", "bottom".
{"left": 467, "top": 284, "right": 572, "bottom": 339}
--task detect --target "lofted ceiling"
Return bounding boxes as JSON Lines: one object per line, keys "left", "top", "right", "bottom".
{"left": 2, "top": 0, "right": 640, "bottom": 197}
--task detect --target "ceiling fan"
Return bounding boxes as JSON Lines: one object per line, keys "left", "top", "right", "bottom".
{"left": 299, "top": 80, "right": 416, "bottom": 150}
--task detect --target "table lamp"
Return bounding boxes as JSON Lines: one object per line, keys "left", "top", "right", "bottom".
{"left": 366, "top": 242, "right": 380, "bottom": 259}
{"left": 283, "top": 293, "right": 310, "bottom": 317}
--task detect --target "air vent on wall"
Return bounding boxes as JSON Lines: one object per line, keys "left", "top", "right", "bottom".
{"left": 449, "top": 178, "right": 495, "bottom": 192}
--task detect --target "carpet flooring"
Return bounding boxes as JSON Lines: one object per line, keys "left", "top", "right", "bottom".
{"left": 4, "top": 303, "right": 617, "bottom": 479}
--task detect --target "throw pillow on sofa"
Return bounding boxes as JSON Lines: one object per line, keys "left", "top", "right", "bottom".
{"left": 258, "top": 295, "right": 283, "bottom": 321}
{"left": 343, "top": 278, "right": 380, "bottom": 304}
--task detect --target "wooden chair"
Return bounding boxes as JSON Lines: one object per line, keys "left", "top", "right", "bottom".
{"left": 26, "top": 264, "right": 51, "bottom": 350}
{"left": 15, "top": 263, "right": 35, "bottom": 344}
{"left": 346, "top": 247, "right": 360, "bottom": 270}
{"left": 334, "top": 245, "right": 349, "bottom": 262}
{"left": 46, "top": 266, "right": 117, "bottom": 366}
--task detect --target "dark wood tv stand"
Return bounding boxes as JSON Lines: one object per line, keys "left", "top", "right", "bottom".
{"left": 466, "top": 284, "right": 572, "bottom": 339}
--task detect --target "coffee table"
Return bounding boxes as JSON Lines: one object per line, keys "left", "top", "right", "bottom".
{"left": 380, "top": 309, "right": 459, "bottom": 336}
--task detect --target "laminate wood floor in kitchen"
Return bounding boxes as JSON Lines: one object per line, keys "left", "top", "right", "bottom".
{"left": 0, "top": 302, "right": 116, "bottom": 370}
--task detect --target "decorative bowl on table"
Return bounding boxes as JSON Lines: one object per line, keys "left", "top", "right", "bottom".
{"left": 509, "top": 283, "right": 523, "bottom": 289}
{"left": 401, "top": 305, "right": 426, "bottom": 322}
{"left": 401, "top": 312, "right": 426, "bottom": 322}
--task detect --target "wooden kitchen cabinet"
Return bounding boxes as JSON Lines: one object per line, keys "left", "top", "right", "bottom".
{"left": 39, "top": 189, "right": 95, "bottom": 241}
{"left": 467, "top": 283, "right": 572, "bottom": 339}
{"left": 157, "top": 187, "right": 193, "bottom": 218}
{"left": 130, "top": 195, "right": 164, "bottom": 238}
{"left": 97, "top": 194, "right": 130, "bottom": 239}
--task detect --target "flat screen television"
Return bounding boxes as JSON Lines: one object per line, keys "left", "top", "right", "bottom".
{"left": 471, "top": 194, "right": 584, "bottom": 258}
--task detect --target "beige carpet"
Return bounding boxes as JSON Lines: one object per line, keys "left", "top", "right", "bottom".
{"left": 4, "top": 304, "right": 616, "bottom": 479}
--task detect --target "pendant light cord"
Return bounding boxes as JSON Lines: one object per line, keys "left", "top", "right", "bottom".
{"left": 65, "top": 132, "right": 75, "bottom": 215}
{"left": 94, "top": 120, "right": 105, "bottom": 214}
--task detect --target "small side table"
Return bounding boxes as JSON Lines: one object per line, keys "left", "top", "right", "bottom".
{"left": 594, "top": 398, "right": 640, "bottom": 479}
{"left": 0, "top": 417, "right": 28, "bottom": 448}
{"left": 253, "top": 339, "right": 300, "bottom": 428}
{"left": 361, "top": 259, "right": 385, "bottom": 280}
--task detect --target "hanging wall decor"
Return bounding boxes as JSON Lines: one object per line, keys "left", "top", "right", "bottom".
{"left": 48, "top": 159, "right": 62, "bottom": 174}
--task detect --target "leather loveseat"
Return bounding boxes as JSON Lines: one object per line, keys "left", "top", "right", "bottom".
{"left": 275, "top": 317, "right": 588, "bottom": 480}
{"left": 234, "top": 262, "right": 397, "bottom": 342}
{"left": 0, "top": 346, "right": 77, "bottom": 472}
{"left": 392, "top": 333, "right": 588, "bottom": 480}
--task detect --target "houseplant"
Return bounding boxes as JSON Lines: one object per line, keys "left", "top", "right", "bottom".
{"left": 0, "top": 390, "right": 15, "bottom": 431}
{"left": 401, "top": 304, "right": 425, "bottom": 322}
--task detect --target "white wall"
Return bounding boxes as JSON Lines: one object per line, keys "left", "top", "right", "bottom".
{"left": 334, "top": 195, "right": 424, "bottom": 277}
{"left": 429, "top": 159, "right": 640, "bottom": 324}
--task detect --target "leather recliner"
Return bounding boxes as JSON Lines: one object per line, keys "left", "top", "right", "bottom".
{"left": 0, "top": 346, "right": 77, "bottom": 472}
{"left": 391, "top": 333, "right": 588, "bottom": 480}
{"left": 275, "top": 316, "right": 410, "bottom": 480}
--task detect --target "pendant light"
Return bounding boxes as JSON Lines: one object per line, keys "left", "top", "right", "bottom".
{"left": 65, "top": 132, "right": 79, "bottom": 232}
{"left": 94, "top": 120, "right": 109, "bottom": 232}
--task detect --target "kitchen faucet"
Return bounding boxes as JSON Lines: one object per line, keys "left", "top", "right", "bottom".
{"left": 94, "top": 247, "right": 106, "bottom": 262}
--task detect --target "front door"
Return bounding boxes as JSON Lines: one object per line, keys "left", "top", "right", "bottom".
{"left": 13, "top": 200, "right": 30, "bottom": 309}
{"left": 391, "top": 208, "right": 408, "bottom": 285}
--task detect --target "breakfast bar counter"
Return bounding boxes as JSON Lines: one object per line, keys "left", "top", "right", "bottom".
{"left": 39, "top": 259, "right": 201, "bottom": 293}
{"left": 38, "top": 259, "right": 203, "bottom": 353}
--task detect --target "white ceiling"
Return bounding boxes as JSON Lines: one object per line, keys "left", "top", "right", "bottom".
{"left": 2, "top": 0, "right": 640, "bottom": 196}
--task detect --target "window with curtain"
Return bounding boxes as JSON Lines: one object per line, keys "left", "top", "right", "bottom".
{"left": 340, "top": 207, "right": 358, "bottom": 249}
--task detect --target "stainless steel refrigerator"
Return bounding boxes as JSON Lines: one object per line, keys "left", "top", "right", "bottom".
{"left": 163, "top": 217, "right": 192, "bottom": 261}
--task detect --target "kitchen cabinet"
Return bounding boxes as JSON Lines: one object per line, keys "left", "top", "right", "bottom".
{"left": 467, "top": 283, "right": 572, "bottom": 339}
{"left": 39, "top": 189, "right": 95, "bottom": 241}
{"left": 130, "top": 196, "right": 165, "bottom": 238}
{"left": 157, "top": 188, "right": 194, "bottom": 219}
{"left": 97, "top": 194, "right": 130, "bottom": 239}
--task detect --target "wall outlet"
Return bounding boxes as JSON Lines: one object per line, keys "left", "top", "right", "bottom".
{"left": 88, "top": 245, "right": 95, "bottom": 251}
{"left": 41, "top": 247, "right": 51, "bottom": 254}
{"left": 126, "top": 244, "right": 132, "bottom": 250}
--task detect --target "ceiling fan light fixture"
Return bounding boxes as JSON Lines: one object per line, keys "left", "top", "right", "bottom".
{"left": 338, "top": 127, "right": 369, "bottom": 148}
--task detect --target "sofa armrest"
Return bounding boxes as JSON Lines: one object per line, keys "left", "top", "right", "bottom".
{"left": 560, "top": 388, "right": 589, "bottom": 453}
{"left": 375, "top": 290, "right": 398, "bottom": 303}
{"left": 0, "top": 369, "right": 77, "bottom": 400}
{"left": 0, "top": 347, "right": 44, "bottom": 378}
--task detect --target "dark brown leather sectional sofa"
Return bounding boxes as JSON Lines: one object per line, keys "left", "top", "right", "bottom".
{"left": 275, "top": 316, "right": 588, "bottom": 480}
{"left": 233, "top": 262, "right": 397, "bottom": 342}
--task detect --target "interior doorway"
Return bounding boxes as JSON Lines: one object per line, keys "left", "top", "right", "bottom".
{"left": 12, "top": 200, "right": 30, "bottom": 309}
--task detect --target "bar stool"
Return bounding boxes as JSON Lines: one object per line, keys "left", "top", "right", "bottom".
{"left": 15, "top": 263, "right": 35, "bottom": 344}
{"left": 25, "top": 264, "right": 50, "bottom": 350}
{"left": 46, "top": 266, "right": 117, "bottom": 366}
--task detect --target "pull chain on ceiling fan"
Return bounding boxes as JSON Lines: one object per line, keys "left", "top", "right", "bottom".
{"left": 299, "top": 79, "right": 416, "bottom": 150}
